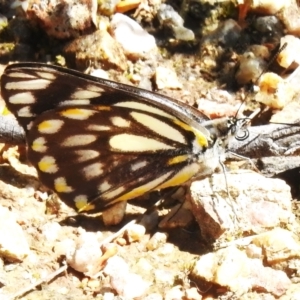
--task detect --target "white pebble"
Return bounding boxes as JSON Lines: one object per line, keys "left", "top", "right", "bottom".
{"left": 66, "top": 232, "right": 103, "bottom": 276}
{"left": 110, "top": 272, "right": 150, "bottom": 298}
{"left": 0, "top": 206, "right": 30, "bottom": 261}
{"left": 155, "top": 66, "right": 182, "bottom": 89}
{"left": 146, "top": 232, "right": 168, "bottom": 250}
{"left": 111, "top": 13, "right": 157, "bottom": 57}
{"left": 277, "top": 35, "right": 300, "bottom": 68}
{"left": 125, "top": 223, "right": 146, "bottom": 243}
{"left": 41, "top": 222, "right": 62, "bottom": 242}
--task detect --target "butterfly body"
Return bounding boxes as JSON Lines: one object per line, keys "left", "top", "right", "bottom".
{"left": 1, "top": 63, "right": 235, "bottom": 213}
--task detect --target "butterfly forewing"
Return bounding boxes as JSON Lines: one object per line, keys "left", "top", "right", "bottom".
{"left": 1, "top": 63, "right": 210, "bottom": 132}
{"left": 1, "top": 63, "right": 229, "bottom": 213}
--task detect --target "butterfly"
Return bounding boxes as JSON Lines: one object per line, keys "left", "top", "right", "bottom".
{"left": 1, "top": 63, "right": 241, "bottom": 213}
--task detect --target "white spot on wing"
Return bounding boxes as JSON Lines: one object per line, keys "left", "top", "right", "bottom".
{"left": 131, "top": 111, "right": 186, "bottom": 144}
{"left": 31, "top": 137, "right": 47, "bottom": 152}
{"left": 131, "top": 161, "right": 148, "bottom": 171}
{"left": 38, "top": 156, "right": 58, "bottom": 173}
{"left": 5, "top": 79, "right": 51, "bottom": 90}
{"left": 54, "top": 177, "right": 73, "bottom": 193}
{"left": 8, "top": 92, "right": 36, "bottom": 104}
{"left": 114, "top": 101, "right": 173, "bottom": 118}
{"left": 98, "top": 181, "right": 112, "bottom": 192}
{"left": 38, "top": 119, "right": 64, "bottom": 134}
{"left": 7, "top": 72, "right": 36, "bottom": 78}
{"left": 17, "top": 106, "right": 34, "bottom": 117}
{"left": 87, "top": 85, "right": 105, "bottom": 93}
{"left": 36, "top": 72, "right": 56, "bottom": 80}
{"left": 62, "top": 134, "right": 97, "bottom": 147}
{"left": 60, "top": 108, "right": 95, "bottom": 120}
{"left": 110, "top": 134, "right": 174, "bottom": 151}
{"left": 82, "top": 162, "right": 103, "bottom": 179}
{"left": 71, "top": 90, "right": 102, "bottom": 99}
{"left": 59, "top": 99, "right": 91, "bottom": 106}
{"left": 102, "top": 186, "right": 125, "bottom": 200}
{"left": 74, "top": 195, "right": 88, "bottom": 206}
{"left": 110, "top": 116, "right": 130, "bottom": 127}
{"left": 87, "top": 124, "right": 111, "bottom": 131}
{"left": 75, "top": 149, "right": 100, "bottom": 162}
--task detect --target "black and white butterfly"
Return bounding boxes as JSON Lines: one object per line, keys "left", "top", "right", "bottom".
{"left": 1, "top": 63, "right": 241, "bottom": 213}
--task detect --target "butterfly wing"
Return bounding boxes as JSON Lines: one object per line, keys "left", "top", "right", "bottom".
{"left": 1, "top": 63, "right": 224, "bottom": 212}
{"left": 1, "top": 63, "right": 210, "bottom": 131}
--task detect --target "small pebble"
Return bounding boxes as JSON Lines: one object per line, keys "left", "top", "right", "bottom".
{"left": 0, "top": 206, "right": 30, "bottom": 262}
{"left": 66, "top": 232, "right": 103, "bottom": 276}
{"left": 41, "top": 222, "right": 62, "bottom": 242}
{"left": 146, "top": 232, "right": 168, "bottom": 251}
{"left": 157, "top": 4, "right": 194, "bottom": 41}
{"left": 102, "top": 201, "right": 127, "bottom": 225}
{"left": 125, "top": 223, "right": 146, "bottom": 243}
{"left": 155, "top": 66, "right": 182, "bottom": 89}
{"left": 165, "top": 286, "right": 184, "bottom": 300}
{"left": 154, "top": 269, "right": 175, "bottom": 285}
{"left": 192, "top": 246, "right": 291, "bottom": 296}
{"left": 26, "top": 0, "right": 97, "bottom": 39}
{"left": 104, "top": 256, "right": 150, "bottom": 298}
{"left": 111, "top": 13, "right": 157, "bottom": 58}
{"left": 277, "top": 35, "right": 300, "bottom": 68}
{"left": 255, "top": 72, "right": 293, "bottom": 109}
{"left": 235, "top": 52, "right": 267, "bottom": 85}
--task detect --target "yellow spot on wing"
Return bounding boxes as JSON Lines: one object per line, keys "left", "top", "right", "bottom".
{"left": 157, "top": 163, "right": 199, "bottom": 190}
{"left": 32, "top": 137, "right": 47, "bottom": 152}
{"left": 38, "top": 119, "right": 64, "bottom": 134}
{"left": 74, "top": 195, "right": 95, "bottom": 212}
{"left": 38, "top": 156, "right": 58, "bottom": 173}
{"left": 54, "top": 177, "right": 73, "bottom": 193}
{"left": 95, "top": 106, "right": 111, "bottom": 111}
{"left": 60, "top": 108, "right": 95, "bottom": 120}
{"left": 112, "top": 172, "right": 171, "bottom": 202}
{"left": 2, "top": 106, "right": 11, "bottom": 116}
{"left": 167, "top": 155, "right": 188, "bottom": 165}
{"left": 173, "top": 119, "right": 208, "bottom": 148}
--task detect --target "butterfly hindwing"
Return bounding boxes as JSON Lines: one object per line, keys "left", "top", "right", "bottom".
{"left": 26, "top": 104, "right": 212, "bottom": 212}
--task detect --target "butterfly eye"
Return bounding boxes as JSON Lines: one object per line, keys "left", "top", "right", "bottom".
{"left": 1, "top": 63, "right": 235, "bottom": 214}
